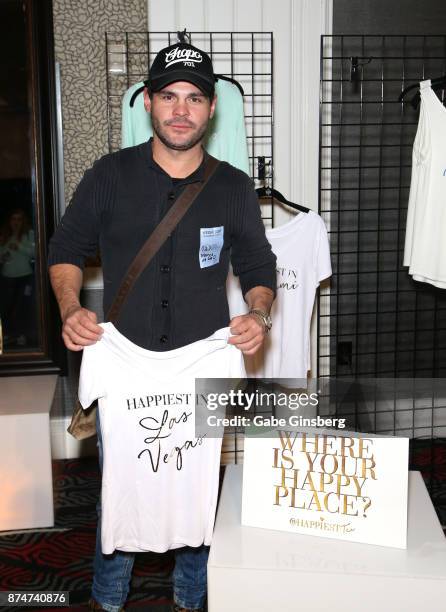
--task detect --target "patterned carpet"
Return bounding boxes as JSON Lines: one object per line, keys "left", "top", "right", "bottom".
{"left": 0, "top": 457, "right": 175, "bottom": 611}
{"left": 0, "top": 440, "right": 444, "bottom": 612}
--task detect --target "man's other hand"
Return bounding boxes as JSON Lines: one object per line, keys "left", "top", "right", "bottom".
{"left": 228, "top": 313, "right": 266, "bottom": 355}
{"left": 62, "top": 306, "right": 104, "bottom": 351}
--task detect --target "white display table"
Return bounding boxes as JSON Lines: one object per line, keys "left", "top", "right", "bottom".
{"left": 0, "top": 376, "right": 57, "bottom": 531}
{"left": 208, "top": 465, "right": 446, "bottom": 612}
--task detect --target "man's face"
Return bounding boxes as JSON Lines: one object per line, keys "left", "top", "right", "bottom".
{"left": 144, "top": 81, "right": 216, "bottom": 151}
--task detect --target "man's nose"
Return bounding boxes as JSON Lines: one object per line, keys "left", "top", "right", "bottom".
{"left": 172, "top": 98, "right": 189, "bottom": 116}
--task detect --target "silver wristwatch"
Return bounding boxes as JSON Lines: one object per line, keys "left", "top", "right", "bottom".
{"left": 249, "top": 308, "right": 272, "bottom": 333}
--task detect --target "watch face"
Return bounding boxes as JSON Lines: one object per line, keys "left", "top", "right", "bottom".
{"left": 250, "top": 309, "right": 272, "bottom": 330}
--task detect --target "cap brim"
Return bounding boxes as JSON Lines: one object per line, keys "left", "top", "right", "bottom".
{"left": 149, "top": 70, "right": 215, "bottom": 96}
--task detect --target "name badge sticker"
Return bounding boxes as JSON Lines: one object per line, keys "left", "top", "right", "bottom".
{"left": 199, "top": 226, "right": 224, "bottom": 269}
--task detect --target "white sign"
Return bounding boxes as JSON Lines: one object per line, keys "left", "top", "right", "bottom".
{"left": 242, "top": 428, "right": 409, "bottom": 549}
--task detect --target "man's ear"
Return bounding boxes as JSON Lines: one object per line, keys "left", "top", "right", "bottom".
{"left": 209, "top": 94, "right": 217, "bottom": 119}
{"left": 143, "top": 87, "right": 151, "bottom": 113}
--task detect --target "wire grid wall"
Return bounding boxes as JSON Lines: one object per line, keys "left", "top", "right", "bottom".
{"left": 105, "top": 30, "right": 274, "bottom": 227}
{"left": 105, "top": 31, "right": 274, "bottom": 464}
{"left": 318, "top": 36, "right": 446, "bottom": 441}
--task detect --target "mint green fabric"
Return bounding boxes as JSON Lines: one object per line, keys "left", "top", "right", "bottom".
{"left": 121, "top": 79, "right": 250, "bottom": 175}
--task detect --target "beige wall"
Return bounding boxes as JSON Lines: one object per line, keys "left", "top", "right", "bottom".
{"left": 53, "top": 0, "right": 147, "bottom": 203}
{"left": 50, "top": 1, "right": 147, "bottom": 434}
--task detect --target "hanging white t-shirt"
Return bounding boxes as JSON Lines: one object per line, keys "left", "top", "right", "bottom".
{"left": 78, "top": 323, "right": 245, "bottom": 554}
{"left": 227, "top": 210, "right": 331, "bottom": 379}
{"left": 404, "top": 79, "right": 446, "bottom": 288}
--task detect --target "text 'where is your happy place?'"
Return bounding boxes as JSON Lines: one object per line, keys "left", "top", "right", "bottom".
{"left": 273, "top": 432, "right": 377, "bottom": 518}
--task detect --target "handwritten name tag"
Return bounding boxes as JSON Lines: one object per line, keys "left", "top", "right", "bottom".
{"left": 199, "top": 226, "right": 224, "bottom": 269}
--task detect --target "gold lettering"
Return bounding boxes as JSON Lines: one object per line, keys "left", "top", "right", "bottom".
{"left": 290, "top": 487, "right": 306, "bottom": 509}
{"left": 281, "top": 449, "right": 295, "bottom": 469}
{"left": 359, "top": 438, "right": 374, "bottom": 459}
{"left": 319, "top": 472, "right": 334, "bottom": 492}
{"left": 342, "top": 494, "right": 359, "bottom": 516}
{"left": 339, "top": 455, "right": 358, "bottom": 477}
{"left": 307, "top": 491, "right": 322, "bottom": 511}
{"left": 322, "top": 435, "right": 337, "bottom": 455}
{"left": 361, "top": 456, "right": 377, "bottom": 479}
{"left": 273, "top": 485, "right": 289, "bottom": 506}
{"left": 272, "top": 447, "right": 280, "bottom": 468}
{"left": 301, "top": 433, "right": 319, "bottom": 453}
{"left": 278, "top": 430, "right": 298, "bottom": 451}
{"left": 320, "top": 453, "right": 338, "bottom": 475}
{"left": 304, "top": 452, "right": 317, "bottom": 471}
{"left": 335, "top": 474, "right": 351, "bottom": 495}
{"left": 351, "top": 476, "right": 367, "bottom": 496}
{"left": 340, "top": 436, "right": 356, "bottom": 457}
{"left": 280, "top": 466, "right": 299, "bottom": 488}
{"left": 324, "top": 491, "right": 340, "bottom": 513}
{"left": 301, "top": 471, "right": 317, "bottom": 492}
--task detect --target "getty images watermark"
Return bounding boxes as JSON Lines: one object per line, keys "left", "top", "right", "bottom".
{"left": 206, "top": 389, "right": 346, "bottom": 429}
{"left": 195, "top": 377, "right": 446, "bottom": 438}
{"left": 194, "top": 380, "right": 347, "bottom": 437}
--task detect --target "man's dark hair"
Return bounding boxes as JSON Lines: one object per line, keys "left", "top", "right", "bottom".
{"left": 146, "top": 85, "right": 215, "bottom": 103}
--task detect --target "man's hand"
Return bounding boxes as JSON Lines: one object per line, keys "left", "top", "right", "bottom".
{"left": 62, "top": 305, "right": 103, "bottom": 351}
{"left": 228, "top": 313, "right": 266, "bottom": 355}
{"left": 227, "top": 285, "right": 274, "bottom": 354}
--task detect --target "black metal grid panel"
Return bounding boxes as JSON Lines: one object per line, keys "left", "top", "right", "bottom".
{"left": 104, "top": 31, "right": 274, "bottom": 225}
{"left": 317, "top": 37, "right": 446, "bottom": 523}
{"left": 318, "top": 35, "right": 446, "bottom": 381}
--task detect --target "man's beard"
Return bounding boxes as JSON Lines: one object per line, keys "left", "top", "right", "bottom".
{"left": 151, "top": 116, "right": 209, "bottom": 151}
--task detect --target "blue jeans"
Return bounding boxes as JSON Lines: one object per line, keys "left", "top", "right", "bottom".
{"left": 92, "top": 410, "right": 209, "bottom": 611}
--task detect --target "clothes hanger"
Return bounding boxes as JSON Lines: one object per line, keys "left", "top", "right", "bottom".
{"left": 214, "top": 74, "right": 244, "bottom": 96}
{"left": 130, "top": 31, "right": 192, "bottom": 107}
{"left": 172, "top": 28, "right": 245, "bottom": 95}
{"left": 256, "top": 186, "right": 310, "bottom": 214}
{"left": 398, "top": 75, "right": 446, "bottom": 109}
{"left": 256, "top": 162, "right": 309, "bottom": 213}
{"left": 129, "top": 85, "right": 145, "bottom": 108}
{"left": 129, "top": 75, "right": 244, "bottom": 107}
{"left": 129, "top": 75, "right": 244, "bottom": 108}
{"left": 128, "top": 28, "right": 244, "bottom": 107}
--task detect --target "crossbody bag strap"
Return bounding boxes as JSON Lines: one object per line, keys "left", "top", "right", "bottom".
{"left": 106, "top": 155, "right": 220, "bottom": 323}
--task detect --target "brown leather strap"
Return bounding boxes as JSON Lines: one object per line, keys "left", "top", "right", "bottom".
{"left": 106, "top": 155, "right": 220, "bottom": 323}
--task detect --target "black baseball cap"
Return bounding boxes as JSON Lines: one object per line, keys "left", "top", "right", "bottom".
{"left": 145, "top": 43, "right": 216, "bottom": 98}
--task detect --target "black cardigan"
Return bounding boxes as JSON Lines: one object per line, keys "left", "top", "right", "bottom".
{"left": 48, "top": 140, "right": 276, "bottom": 351}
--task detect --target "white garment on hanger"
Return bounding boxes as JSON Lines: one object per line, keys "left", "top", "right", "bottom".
{"left": 404, "top": 79, "right": 446, "bottom": 288}
{"left": 78, "top": 323, "right": 245, "bottom": 554}
{"left": 227, "top": 210, "right": 332, "bottom": 379}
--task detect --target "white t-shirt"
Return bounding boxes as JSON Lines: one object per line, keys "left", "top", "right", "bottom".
{"left": 78, "top": 323, "right": 245, "bottom": 554}
{"left": 227, "top": 210, "right": 331, "bottom": 379}
{"left": 404, "top": 80, "right": 446, "bottom": 288}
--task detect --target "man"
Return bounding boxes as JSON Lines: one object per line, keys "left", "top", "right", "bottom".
{"left": 48, "top": 43, "right": 276, "bottom": 612}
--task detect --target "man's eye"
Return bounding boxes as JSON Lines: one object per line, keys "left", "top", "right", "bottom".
{"left": 162, "top": 94, "right": 173, "bottom": 101}
{"left": 190, "top": 97, "right": 202, "bottom": 103}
